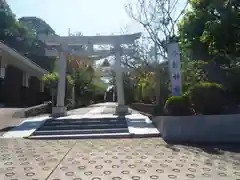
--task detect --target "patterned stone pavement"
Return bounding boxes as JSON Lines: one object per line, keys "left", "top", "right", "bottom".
{"left": 0, "top": 138, "right": 239, "bottom": 180}
{"left": 0, "top": 108, "right": 24, "bottom": 136}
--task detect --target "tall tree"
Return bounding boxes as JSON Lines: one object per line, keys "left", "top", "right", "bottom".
{"left": 0, "top": 0, "right": 35, "bottom": 52}
{"left": 0, "top": 1, "right": 56, "bottom": 71}
{"left": 178, "top": 0, "right": 240, "bottom": 66}
{"left": 126, "top": 0, "right": 188, "bottom": 59}
{"left": 19, "top": 17, "right": 55, "bottom": 35}
{"left": 126, "top": 0, "right": 188, "bottom": 105}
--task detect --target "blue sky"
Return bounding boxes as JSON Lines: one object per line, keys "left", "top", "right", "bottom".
{"left": 7, "top": 0, "right": 142, "bottom": 36}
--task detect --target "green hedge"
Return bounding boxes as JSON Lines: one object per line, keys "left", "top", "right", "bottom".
{"left": 188, "top": 82, "right": 226, "bottom": 114}
{"left": 163, "top": 95, "right": 194, "bottom": 116}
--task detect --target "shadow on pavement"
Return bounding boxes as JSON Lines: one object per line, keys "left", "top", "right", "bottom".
{"left": 3, "top": 120, "right": 46, "bottom": 132}
{"left": 0, "top": 126, "right": 16, "bottom": 132}
{"left": 166, "top": 143, "right": 240, "bottom": 154}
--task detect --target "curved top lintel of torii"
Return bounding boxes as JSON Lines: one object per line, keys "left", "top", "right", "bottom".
{"left": 45, "top": 47, "right": 135, "bottom": 61}
{"left": 38, "top": 32, "right": 142, "bottom": 46}
{"left": 40, "top": 33, "right": 141, "bottom": 65}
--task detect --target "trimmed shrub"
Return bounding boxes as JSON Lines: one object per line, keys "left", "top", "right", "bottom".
{"left": 163, "top": 95, "right": 194, "bottom": 116}
{"left": 188, "top": 82, "right": 226, "bottom": 114}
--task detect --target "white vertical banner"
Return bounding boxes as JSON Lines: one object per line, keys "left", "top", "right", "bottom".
{"left": 167, "top": 42, "right": 182, "bottom": 96}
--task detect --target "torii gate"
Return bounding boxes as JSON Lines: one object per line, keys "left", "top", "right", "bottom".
{"left": 38, "top": 33, "right": 141, "bottom": 116}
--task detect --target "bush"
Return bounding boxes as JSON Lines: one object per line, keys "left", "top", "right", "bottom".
{"left": 163, "top": 95, "right": 194, "bottom": 116}
{"left": 188, "top": 82, "right": 226, "bottom": 114}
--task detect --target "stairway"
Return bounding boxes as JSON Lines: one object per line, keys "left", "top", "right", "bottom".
{"left": 30, "top": 117, "right": 129, "bottom": 138}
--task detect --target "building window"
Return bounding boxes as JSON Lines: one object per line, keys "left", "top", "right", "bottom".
{"left": 40, "top": 80, "right": 44, "bottom": 92}
{"left": 22, "top": 72, "right": 29, "bottom": 87}
{"left": 0, "top": 56, "right": 5, "bottom": 79}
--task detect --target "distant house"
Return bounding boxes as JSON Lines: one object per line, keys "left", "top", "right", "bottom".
{"left": 104, "top": 85, "right": 116, "bottom": 102}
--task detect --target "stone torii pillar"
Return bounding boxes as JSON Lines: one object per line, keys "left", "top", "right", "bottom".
{"left": 52, "top": 46, "right": 68, "bottom": 116}
{"left": 113, "top": 44, "right": 128, "bottom": 114}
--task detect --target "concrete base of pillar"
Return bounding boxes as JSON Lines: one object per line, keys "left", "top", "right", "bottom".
{"left": 114, "top": 105, "right": 130, "bottom": 116}
{"left": 51, "top": 106, "right": 67, "bottom": 117}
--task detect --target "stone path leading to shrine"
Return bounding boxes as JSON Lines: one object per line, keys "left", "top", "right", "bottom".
{"left": 0, "top": 103, "right": 240, "bottom": 179}
{"left": 0, "top": 138, "right": 239, "bottom": 180}
{"left": 2, "top": 103, "right": 159, "bottom": 139}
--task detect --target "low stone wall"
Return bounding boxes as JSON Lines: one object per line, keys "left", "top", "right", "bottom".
{"left": 129, "top": 103, "right": 155, "bottom": 115}
{"left": 152, "top": 114, "right": 240, "bottom": 143}
{"left": 13, "top": 102, "right": 51, "bottom": 118}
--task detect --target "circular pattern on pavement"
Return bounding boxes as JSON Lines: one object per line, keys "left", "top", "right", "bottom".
{"left": 0, "top": 138, "right": 239, "bottom": 179}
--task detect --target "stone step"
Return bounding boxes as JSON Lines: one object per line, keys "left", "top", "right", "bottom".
{"left": 32, "top": 128, "right": 129, "bottom": 136}
{"left": 43, "top": 119, "right": 125, "bottom": 126}
{"left": 28, "top": 133, "right": 133, "bottom": 139}
{"left": 43, "top": 120, "right": 125, "bottom": 126}
{"left": 28, "top": 132, "right": 161, "bottom": 140}
{"left": 38, "top": 123, "right": 127, "bottom": 131}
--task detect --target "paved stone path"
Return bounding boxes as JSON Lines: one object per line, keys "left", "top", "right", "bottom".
{"left": 0, "top": 105, "right": 96, "bottom": 136}
{"left": 0, "top": 138, "right": 239, "bottom": 180}
{"left": 0, "top": 108, "right": 23, "bottom": 136}
{"left": 1, "top": 103, "right": 240, "bottom": 179}
{"left": 2, "top": 103, "right": 159, "bottom": 138}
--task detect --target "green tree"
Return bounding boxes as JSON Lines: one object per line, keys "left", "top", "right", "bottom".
{"left": 136, "top": 72, "right": 156, "bottom": 103}
{"left": 19, "top": 16, "right": 55, "bottom": 35}
{"left": 178, "top": 0, "right": 240, "bottom": 66}
{"left": 0, "top": 0, "right": 35, "bottom": 51}
{"left": 72, "top": 65, "right": 96, "bottom": 106}
{"left": 181, "top": 60, "right": 208, "bottom": 92}
{"left": 41, "top": 72, "right": 74, "bottom": 106}
{"left": 41, "top": 72, "right": 59, "bottom": 106}
{"left": 122, "top": 73, "right": 135, "bottom": 104}
{"left": 0, "top": 1, "right": 56, "bottom": 71}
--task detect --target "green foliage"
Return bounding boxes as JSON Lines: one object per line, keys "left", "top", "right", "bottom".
{"left": 92, "top": 82, "right": 107, "bottom": 96}
{"left": 181, "top": 60, "right": 208, "bottom": 92}
{"left": 41, "top": 64, "right": 106, "bottom": 107}
{"left": 71, "top": 65, "right": 107, "bottom": 105}
{"left": 188, "top": 82, "right": 226, "bottom": 114}
{"left": 163, "top": 95, "right": 194, "bottom": 116}
{"left": 19, "top": 17, "right": 55, "bottom": 35}
{"left": 41, "top": 72, "right": 74, "bottom": 96}
{"left": 72, "top": 66, "right": 94, "bottom": 97}
{"left": 41, "top": 72, "right": 59, "bottom": 89}
{"left": 41, "top": 72, "right": 59, "bottom": 106}
{"left": 178, "top": 0, "right": 240, "bottom": 112}
{"left": 178, "top": 0, "right": 240, "bottom": 66}
{"left": 123, "top": 73, "right": 135, "bottom": 104}
{"left": 66, "top": 75, "right": 74, "bottom": 87}
{"left": 136, "top": 72, "right": 156, "bottom": 103}
{"left": 0, "top": 1, "right": 56, "bottom": 71}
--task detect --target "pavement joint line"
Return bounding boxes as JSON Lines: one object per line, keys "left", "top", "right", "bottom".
{"left": 45, "top": 140, "right": 77, "bottom": 180}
